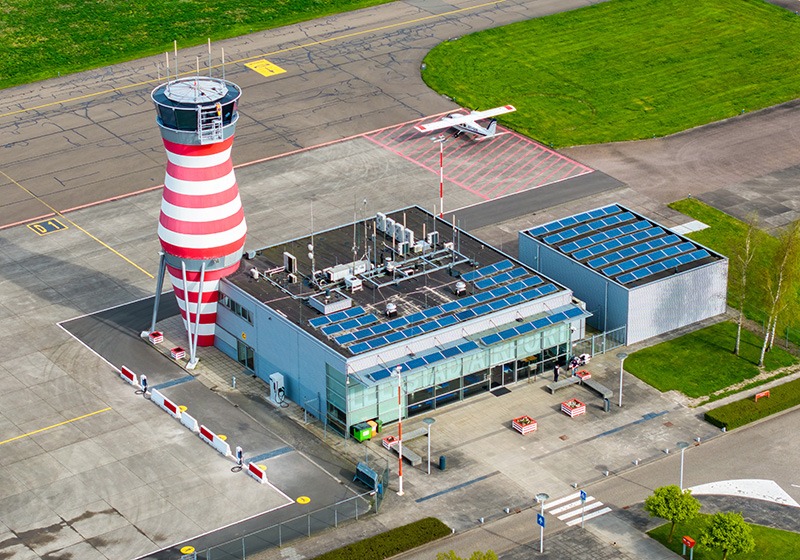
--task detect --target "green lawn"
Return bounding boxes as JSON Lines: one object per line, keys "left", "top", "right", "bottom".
{"left": 421, "top": 0, "right": 800, "bottom": 147}
{"left": 625, "top": 322, "right": 797, "bottom": 398}
{"left": 648, "top": 513, "right": 800, "bottom": 559}
{"left": 670, "top": 199, "right": 800, "bottom": 345}
{"left": 0, "top": 0, "right": 391, "bottom": 89}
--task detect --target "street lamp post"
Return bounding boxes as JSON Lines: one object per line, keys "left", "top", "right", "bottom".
{"left": 536, "top": 492, "right": 549, "bottom": 553}
{"left": 677, "top": 441, "right": 690, "bottom": 490}
{"left": 423, "top": 417, "right": 436, "bottom": 475}
{"left": 616, "top": 352, "right": 628, "bottom": 407}
{"left": 392, "top": 366, "right": 404, "bottom": 496}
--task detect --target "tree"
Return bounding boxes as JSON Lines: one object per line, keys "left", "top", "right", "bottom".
{"left": 759, "top": 220, "right": 800, "bottom": 366}
{"left": 436, "top": 551, "right": 498, "bottom": 560}
{"left": 732, "top": 215, "right": 757, "bottom": 356}
{"left": 699, "top": 512, "right": 755, "bottom": 560}
{"left": 643, "top": 485, "right": 701, "bottom": 543}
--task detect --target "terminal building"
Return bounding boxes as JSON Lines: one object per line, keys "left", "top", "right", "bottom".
{"left": 212, "top": 206, "right": 589, "bottom": 436}
{"left": 518, "top": 204, "right": 728, "bottom": 345}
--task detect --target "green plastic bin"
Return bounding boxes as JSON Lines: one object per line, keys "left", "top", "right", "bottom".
{"left": 352, "top": 422, "right": 372, "bottom": 442}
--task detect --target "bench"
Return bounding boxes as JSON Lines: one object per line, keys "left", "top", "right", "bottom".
{"left": 582, "top": 377, "right": 613, "bottom": 399}
{"left": 546, "top": 376, "right": 580, "bottom": 394}
{"left": 382, "top": 428, "right": 427, "bottom": 467}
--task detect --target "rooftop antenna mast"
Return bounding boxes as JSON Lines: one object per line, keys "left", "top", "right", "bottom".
{"left": 309, "top": 202, "right": 316, "bottom": 286}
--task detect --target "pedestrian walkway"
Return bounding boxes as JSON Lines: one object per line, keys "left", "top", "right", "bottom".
{"left": 544, "top": 491, "right": 612, "bottom": 527}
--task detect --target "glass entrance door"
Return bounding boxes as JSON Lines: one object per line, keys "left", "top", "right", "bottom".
{"left": 237, "top": 340, "right": 255, "bottom": 371}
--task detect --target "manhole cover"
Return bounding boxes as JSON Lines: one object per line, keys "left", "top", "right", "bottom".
{"left": 559, "top": 435, "right": 569, "bottom": 441}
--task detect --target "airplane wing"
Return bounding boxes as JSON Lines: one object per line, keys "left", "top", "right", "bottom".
{"left": 414, "top": 105, "right": 516, "bottom": 133}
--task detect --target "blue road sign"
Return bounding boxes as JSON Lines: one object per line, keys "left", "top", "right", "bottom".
{"left": 537, "top": 513, "right": 545, "bottom": 527}
{"left": 580, "top": 490, "right": 587, "bottom": 502}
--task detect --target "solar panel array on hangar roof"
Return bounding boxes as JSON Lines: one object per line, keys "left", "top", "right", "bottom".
{"left": 527, "top": 204, "right": 719, "bottom": 288}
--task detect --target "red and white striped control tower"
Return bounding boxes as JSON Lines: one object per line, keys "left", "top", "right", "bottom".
{"left": 144, "top": 76, "right": 247, "bottom": 367}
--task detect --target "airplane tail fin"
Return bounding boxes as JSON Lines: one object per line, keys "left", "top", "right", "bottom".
{"left": 487, "top": 119, "right": 497, "bottom": 136}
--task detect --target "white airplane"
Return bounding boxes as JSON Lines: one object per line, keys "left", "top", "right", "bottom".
{"left": 415, "top": 105, "right": 516, "bottom": 139}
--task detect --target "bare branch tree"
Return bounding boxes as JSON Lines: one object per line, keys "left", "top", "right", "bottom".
{"left": 759, "top": 220, "right": 800, "bottom": 366}
{"left": 733, "top": 215, "right": 758, "bottom": 356}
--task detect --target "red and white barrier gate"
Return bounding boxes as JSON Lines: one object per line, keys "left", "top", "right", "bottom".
{"left": 119, "top": 366, "right": 139, "bottom": 388}
{"left": 150, "top": 389, "right": 181, "bottom": 419}
{"left": 246, "top": 462, "right": 268, "bottom": 484}
{"left": 199, "top": 424, "right": 231, "bottom": 457}
{"left": 181, "top": 410, "right": 199, "bottom": 433}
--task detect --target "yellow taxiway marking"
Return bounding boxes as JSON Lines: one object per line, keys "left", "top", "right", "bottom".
{"left": 0, "top": 407, "right": 112, "bottom": 446}
{"left": 245, "top": 59, "right": 287, "bottom": 77}
{"left": 0, "top": 171, "right": 154, "bottom": 279}
{"left": 0, "top": 0, "right": 508, "bottom": 119}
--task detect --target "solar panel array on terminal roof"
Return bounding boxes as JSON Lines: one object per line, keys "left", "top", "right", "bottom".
{"left": 526, "top": 204, "right": 720, "bottom": 288}
{"left": 310, "top": 256, "right": 560, "bottom": 355}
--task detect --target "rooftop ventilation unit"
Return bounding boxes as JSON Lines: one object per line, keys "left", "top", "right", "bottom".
{"left": 376, "top": 212, "right": 387, "bottom": 232}
{"left": 404, "top": 228, "right": 415, "bottom": 246}
{"left": 385, "top": 302, "right": 397, "bottom": 317}
{"left": 283, "top": 252, "right": 297, "bottom": 274}
{"left": 344, "top": 274, "right": 362, "bottom": 292}
{"left": 427, "top": 231, "right": 439, "bottom": 246}
{"left": 454, "top": 281, "right": 467, "bottom": 295}
{"left": 250, "top": 268, "right": 259, "bottom": 279}
{"left": 385, "top": 218, "right": 396, "bottom": 238}
{"left": 394, "top": 222, "right": 405, "bottom": 242}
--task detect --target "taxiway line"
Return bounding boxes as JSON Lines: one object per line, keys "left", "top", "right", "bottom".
{"left": 0, "top": 407, "right": 113, "bottom": 446}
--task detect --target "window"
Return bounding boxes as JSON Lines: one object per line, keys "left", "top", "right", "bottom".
{"left": 220, "top": 294, "right": 253, "bottom": 324}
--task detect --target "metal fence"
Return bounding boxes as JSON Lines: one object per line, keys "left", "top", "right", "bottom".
{"left": 573, "top": 326, "right": 627, "bottom": 358}
{"left": 199, "top": 490, "right": 377, "bottom": 559}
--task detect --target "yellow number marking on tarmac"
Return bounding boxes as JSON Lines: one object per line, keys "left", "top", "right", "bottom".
{"left": 27, "top": 218, "right": 68, "bottom": 236}
{"left": 245, "top": 59, "right": 287, "bottom": 77}
{"left": 297, "top": 496, "right": 311, "bottom": 504}
{"left": 0, "top": 407, "right": 112, "bottom": 446}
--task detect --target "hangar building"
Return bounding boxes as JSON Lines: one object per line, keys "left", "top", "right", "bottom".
{"left": 518, "top": 204, "right": 728, "bottom": 345}
{"left": 213, "top": 206, "right": 589, "bottom": 436}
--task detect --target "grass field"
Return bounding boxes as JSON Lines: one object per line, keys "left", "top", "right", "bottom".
{"left": 421, "top": 0, "right": 800, "bottom": 147}
{"left": 670, "top": 198, "right": 800, "bottom": 345}
{"left": 0, "top": 0, "right": 390, "bottom": 89}
{"left": 625, "top": 321, "right": 797, "bottom": 398}
{"left": 648, "top": 514, "right": 800, "bottom": 559}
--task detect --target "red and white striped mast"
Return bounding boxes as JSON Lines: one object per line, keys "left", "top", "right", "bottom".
{"left": 143, "top": 52, "right": 247, "bottom": 368}
{"left": 433, "top": 134, "right": 448, "bottom": 218}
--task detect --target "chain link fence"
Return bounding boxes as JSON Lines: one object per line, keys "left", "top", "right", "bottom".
{"left": 572, "top": 325, "right": 626, "bottom": 357}
{"left": 199, "top": 489, "right": 378, "bottom": 559}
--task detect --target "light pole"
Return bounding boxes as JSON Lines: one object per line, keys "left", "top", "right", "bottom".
{"left": 392, "top": 366, "right": 404, "bottom": 496}
{"left": 677, "top": 441, "right": 690, "bottom": 490}
{"left": 616, "top": 352, "right": 628, "bottom": 407}
{"left": 433, "top": 135, "right": 448, "bottom": 217}
{"left": 423, "top": 417, "right": 436, "bottom": 475}
{"left": 536, "top": 492, "right": 549, "bottom": 553}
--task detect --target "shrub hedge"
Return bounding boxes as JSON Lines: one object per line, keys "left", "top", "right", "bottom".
{"left": 313, "top": 517, "right": 451, "bottom": 560}
{"left": 705, "top": 378, "right": 800, "bottom": 430}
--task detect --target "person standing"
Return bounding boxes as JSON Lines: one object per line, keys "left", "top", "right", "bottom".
{"left": 553, "top": 363, "right": 559, "bottom": 382}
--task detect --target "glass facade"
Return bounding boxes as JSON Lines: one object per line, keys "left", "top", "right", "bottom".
{"left": 345, "top": 322, "right": 570, "bottom": 429}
